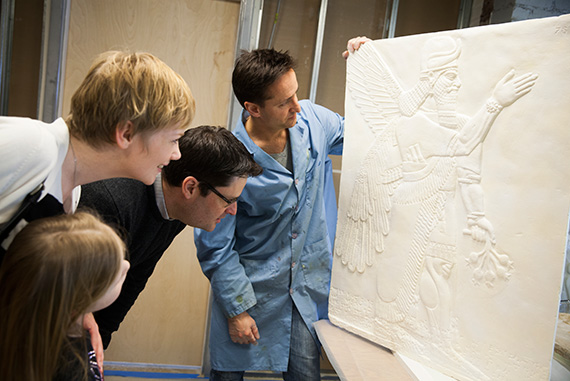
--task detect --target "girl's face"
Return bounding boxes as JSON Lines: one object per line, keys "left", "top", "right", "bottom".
{"left": 87, "top": 259, "right": 130, "bottom": 313}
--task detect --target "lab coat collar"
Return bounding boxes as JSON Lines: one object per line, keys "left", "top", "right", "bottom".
{"left": 234, "top": 111, "right": 298, "bottom": 176}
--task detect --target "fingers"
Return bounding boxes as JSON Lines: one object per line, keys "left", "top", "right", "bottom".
{"left": 252, "top": 324, "right": 260, "bottom": 339}
{"left": 343, "top": 36, "right": 372, "bottom": 59}
{"left": 229, "top": 325, "right": 260, "bottom": 345}
{"left": 499, "top": 68, "right": 515, "bottom": 84}
{"left": 513, "top": 73, "right": 538, "bottom": 94}
{"left": 251, "top": 324, "right": 260, "bottom": 344}
{"left": 501, "top": 70, "right": 537, "bottom": 90}
{"left": 83, "top": 313, "right": 104, "bottom": 375}
{"left": 347, "top": 36, "right": 372, "bottom": 53}
{"left": 230, "top": 331, "right": 258, "bottom": 345}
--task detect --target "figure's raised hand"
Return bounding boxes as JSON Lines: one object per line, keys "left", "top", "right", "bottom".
{"left": 342, "top": 36, "right": 372, "bottom": 59}
{"left": 492, "top": 69, "right": 538, "bottom": 107}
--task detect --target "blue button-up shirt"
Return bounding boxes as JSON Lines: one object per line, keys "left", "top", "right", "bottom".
{"left": 195, "top": 100, "right": 344, "bottom": 371}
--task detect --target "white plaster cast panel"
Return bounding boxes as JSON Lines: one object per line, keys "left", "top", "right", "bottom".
{"left": 330, "top": 14, "right": 570, "bottom": 381}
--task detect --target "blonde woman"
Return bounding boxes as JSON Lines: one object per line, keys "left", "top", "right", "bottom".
{"left": 0, "top": 211, "right": 130, "bottom": 380}
{"left": 0, "top": 50, "right": 196, "bottom": 245}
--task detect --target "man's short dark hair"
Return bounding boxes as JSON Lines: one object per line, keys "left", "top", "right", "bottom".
{"left": 163, "top": 126, "right": 262, "bottom": 196}
{"left": 232, "top": 49, "right": 296, "bottom": 108}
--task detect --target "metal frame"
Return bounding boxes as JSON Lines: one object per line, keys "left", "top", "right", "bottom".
{"left": 226, "top": 0, "right": 264, "bottom": 131}
{"left": 308, "top": 0, "right": 329, "bottom": 102}
{"left": 386, "top": 0, "right": 400, "bottom": 38}
{"left": 37, "top": 0, "right": 70, "bottom": 122}
{"left": 0, "top": 0, "right": 15, "bottom": 115}
{"left": 457, "top": 0, "right": 474, "bottom": 28}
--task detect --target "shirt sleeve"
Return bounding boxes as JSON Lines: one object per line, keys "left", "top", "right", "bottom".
{"left": 306, "top": 101, "right": 345, "bottom": 155}
{"left": 0, "top": 119, "right": 57, "bottom": 223}
{"left": 194, "top": 214, "right": 257, "bottom": 318}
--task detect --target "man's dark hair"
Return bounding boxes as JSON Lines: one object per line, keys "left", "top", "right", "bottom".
{"left": 163, "top": 126, "right": 262, "bottom": 196}
{"left": 232, "top": 49, "right": 296, "bottom": 108}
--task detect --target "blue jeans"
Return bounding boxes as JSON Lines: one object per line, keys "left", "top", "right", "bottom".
{"left": 209, "top": 305, "right": 321, "bottom": 381}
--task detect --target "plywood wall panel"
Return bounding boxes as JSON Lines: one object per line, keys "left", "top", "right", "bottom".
{"left": 63, "top": 0, "right": 239, "bottom": 127}
{"left": 63, "top": 0, "right": 240, "bottom": 366}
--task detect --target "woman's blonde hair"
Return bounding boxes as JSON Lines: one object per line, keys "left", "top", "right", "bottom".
{"left": 0, "top": 211, "right": 125, "bottom": 380}
{"left": 67, "top": 51, "right": 196, "bottom": 148}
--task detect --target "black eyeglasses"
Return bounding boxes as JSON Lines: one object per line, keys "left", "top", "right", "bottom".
{"left": 202, "top": 181, "right": 239, "bottom": 206}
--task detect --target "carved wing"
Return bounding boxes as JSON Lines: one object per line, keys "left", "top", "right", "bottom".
{"left": 346, "top": 42, "right": 404, "bottom": 133}
{"left": 335, "top": 43, "right": 404, "bottom": 273}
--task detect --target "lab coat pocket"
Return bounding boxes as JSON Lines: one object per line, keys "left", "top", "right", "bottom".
{"left": 243, "top": 257, "right": 282, "bottom": 304}
{"left": 299, "top": 237, "right": 332, "bottom": 296}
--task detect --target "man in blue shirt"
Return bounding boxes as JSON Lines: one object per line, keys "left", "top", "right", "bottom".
{"left": 195, "top": 38, "right": 369, "bottom": 380}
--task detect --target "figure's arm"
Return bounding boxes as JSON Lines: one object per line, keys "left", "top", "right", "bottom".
{"left": 194, "top": 217, "right": 259, "bottom": 343}
{"left": 453, "top": 70, "right": 537, "bottom": 155}
{"left": 457, "top": 164, "right": 495, "bottom": 243}
{"left": 454, "top": 70, "right": 537, "bottom": 243}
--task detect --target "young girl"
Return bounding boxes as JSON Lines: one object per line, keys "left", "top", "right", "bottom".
{"left": 0, "top": 211, "right": 130, "bottom": 380}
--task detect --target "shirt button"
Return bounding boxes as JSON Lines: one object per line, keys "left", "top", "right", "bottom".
{"left": 292, "top": 233, "right": 298, "bottom": 239}
{"left": 291, "top": 262, "right": 296, "bottom": 269}
{"left": 295, "top": 178, "right": 299, "bottom": 185}
{"left": 289, "top": 288, "right": 294, "bottom": 295}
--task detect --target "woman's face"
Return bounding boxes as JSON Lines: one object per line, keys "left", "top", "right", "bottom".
{"left": 125, "top": 123, "right": 186, "bottom": 185}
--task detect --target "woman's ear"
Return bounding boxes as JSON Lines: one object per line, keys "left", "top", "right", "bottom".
{"left": 115, "top": 121, "right": 135, "bottom": 149}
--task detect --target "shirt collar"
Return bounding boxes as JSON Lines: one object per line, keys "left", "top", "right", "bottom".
{"left": 154, "top": 173, "right": 173, "bottom": 220}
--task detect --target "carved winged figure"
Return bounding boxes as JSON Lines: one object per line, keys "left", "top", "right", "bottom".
{"left": 335, "top": 38, "right": 537, "bottom": 329}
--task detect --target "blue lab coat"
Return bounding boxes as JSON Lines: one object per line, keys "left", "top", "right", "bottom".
{"left": 195, "top": 100, "right": 344, "bottom": 371}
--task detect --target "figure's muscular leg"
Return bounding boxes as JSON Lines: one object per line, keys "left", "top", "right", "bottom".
{"left": 420, "top": 256, "right": 453, "bottom": 332}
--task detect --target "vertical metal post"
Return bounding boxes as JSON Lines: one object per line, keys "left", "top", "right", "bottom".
{"left": 226, "top": 0, "right": 264, "bottom": 131}
{"left": 457, "top": 0, "right": 474, "bottom": 29}
{"left": 37, "top": 0, "right": 70, "bottom": 122}
{"left": 308, "top": 0, "right": 328, "bottom": 103}
{"left": 0, "top": 0, "right": 15, "bottom": 115}
{"left": 386, "top": 0, "right": 400, "bottom": 39}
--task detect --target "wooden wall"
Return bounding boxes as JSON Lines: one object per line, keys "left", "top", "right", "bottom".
{"left": 62, "top": 0, "right": 240, "bottom": 366}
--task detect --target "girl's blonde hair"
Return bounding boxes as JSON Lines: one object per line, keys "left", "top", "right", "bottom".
{"left": 67, "top": 51, "right": 196, "bottom": 148}
{"left": 0, "top": 211, "right": 125, "bottom": 380}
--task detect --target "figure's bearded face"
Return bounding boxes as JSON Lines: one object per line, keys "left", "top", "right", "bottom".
{"left": 432, "top": 67, "right": 461, "bottom": 128}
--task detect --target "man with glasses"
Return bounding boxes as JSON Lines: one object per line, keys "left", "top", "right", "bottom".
{"left": 78, "top": 125, "right": 262, "bottom": 348}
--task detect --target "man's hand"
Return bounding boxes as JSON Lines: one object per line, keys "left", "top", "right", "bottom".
{"left": 342, "top": 36, "right": 372, "bottom": 59}
{"left": 227, "top": 311, "right": 260, "bottom": 345}
{"left": 83, "top": 313, "right": 104, "bottom": 375}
